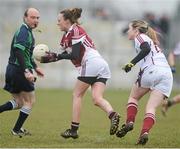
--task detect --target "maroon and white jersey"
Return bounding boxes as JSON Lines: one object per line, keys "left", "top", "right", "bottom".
{"left": 134, "top": 33, "right": 169, "bottom": 69}
{"left": 60, "top": 24, "right": 101, "bottom": 67}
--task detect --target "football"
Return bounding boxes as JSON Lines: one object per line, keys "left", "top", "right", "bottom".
{"left": 33, "top": 44, "right": 49, "bottom": 61}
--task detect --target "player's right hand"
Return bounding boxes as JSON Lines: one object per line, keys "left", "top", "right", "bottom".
{"left": 122, "top": 62, "right": 134, "bottom": 73}
{"left": 40, "top": 51, "right": 58, "bottom": 63}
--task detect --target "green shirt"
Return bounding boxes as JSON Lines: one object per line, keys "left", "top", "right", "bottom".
{"left": 9, "top": 23, "right": 36, "bottom": 69}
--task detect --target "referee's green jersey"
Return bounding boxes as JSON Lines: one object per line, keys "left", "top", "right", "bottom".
{"left": 8, "top": 23, "right": 36, "bottom": 69}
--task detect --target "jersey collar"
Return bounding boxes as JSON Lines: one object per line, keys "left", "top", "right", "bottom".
{"left": 64, "top": 24, "right": 76, "bottom": 37}
{"left": 68, "top": 23, "right": 77, "bottom": 32}
{"left": 22, "top": 23, "right": 32, "bottom": 31}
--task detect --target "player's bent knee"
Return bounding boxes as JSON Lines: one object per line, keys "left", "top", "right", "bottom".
{"left": 92, "top": 97, "right": 102, "bottom": 106}
{"left": 72, "top": 92, "right": 83, "bottom": 99}
{"left": 13, "top": 99, "right": 23, "bottom": 109}
{"left": 23, "top": 98, "right": 35, "bottom": 108}
{"left": 128, "top": 97, "right": 139, "bottom": 104}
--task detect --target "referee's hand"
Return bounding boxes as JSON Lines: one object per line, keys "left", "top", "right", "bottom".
{"left": 24, "top": 70, "right": 36, "bottom": 82}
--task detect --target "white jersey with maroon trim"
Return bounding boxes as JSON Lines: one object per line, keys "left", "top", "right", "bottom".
{"left": 60, "top": 24, "right": 101, "bottom": 67}
{"left": 134, "top": 33, "right": 169, "bottom": 69}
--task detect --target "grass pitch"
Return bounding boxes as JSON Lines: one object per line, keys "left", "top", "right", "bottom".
{"left": 0, "top": 88, "right": 180, "bottom": 148}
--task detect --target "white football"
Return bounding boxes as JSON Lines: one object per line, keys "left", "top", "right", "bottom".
{"left": 33, "top": 44, "right": 49, "bottom": 61}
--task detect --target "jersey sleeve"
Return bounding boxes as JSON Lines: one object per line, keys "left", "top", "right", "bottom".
{"left": 135, "top": 34, "right": 150, "bottom": 49}
{"left": 14, "top": 26, "right": 29, "bottom": 51}
{"left": 71, "top": 26, "right": 86, "bottom": 45}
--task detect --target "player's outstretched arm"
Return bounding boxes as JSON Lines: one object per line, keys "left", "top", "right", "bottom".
{"left": 40, "top": 51, "right": 58, "bottom": 63}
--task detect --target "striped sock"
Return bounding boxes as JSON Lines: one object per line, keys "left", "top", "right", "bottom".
{"left": 0, "top": 99, "right": 18, "bottom": 113}
{"left": 126, "top": 102, "right": 138, "bottom": 124}
{"left": 140, "top": 113, "right": 155, "bottom": 135}
{"left": 13, "top": 106, "right": 31, "bottom": 132}
{"left": 9, "top": 99, "right": 18, "bottom": 109}
{"left": 108, "top": 111, "right": 116, "bottom": 119}
{"left": 71, "top": 122, "right": 79, "bottom": 132}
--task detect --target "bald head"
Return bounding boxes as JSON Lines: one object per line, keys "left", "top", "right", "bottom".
{"left": 24, "top": 8, "right": 40, "bottom": 29}
{"left": 24, "top": 8, "right": 39, "bottom": 17}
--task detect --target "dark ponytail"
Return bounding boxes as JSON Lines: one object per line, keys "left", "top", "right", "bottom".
{"left": 60, "top": 8, "right": 82, "bottom": 24}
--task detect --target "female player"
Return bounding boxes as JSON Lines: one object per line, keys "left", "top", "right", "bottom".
{"left": 41, "top": 8, "right": 120, "bottom": 139}
{"left": 161, "top": 41, "right": 180, "bottom": 116}
{"left": 116, "top": 20, "right": 173, "bottom": 145}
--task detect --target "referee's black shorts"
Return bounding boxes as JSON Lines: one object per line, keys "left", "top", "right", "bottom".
{"left": 4, "top": 64, "right": 35, "bottom": 94}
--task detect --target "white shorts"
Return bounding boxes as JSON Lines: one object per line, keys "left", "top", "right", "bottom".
{"left": 78, "top": 57, "right": 111, "bottom": 79}
{"left": 139, "top": 65, "right": 173, "bottom": 97}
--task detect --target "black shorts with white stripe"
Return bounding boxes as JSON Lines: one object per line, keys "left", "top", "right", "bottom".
{"left": 78, "top": 77, "right": 107, "bottom": 85}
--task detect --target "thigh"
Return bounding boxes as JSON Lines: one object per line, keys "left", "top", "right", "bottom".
{"left": 20, "top": 91, "right": 35, "bottom": 103}
{"left": 12, "top": 93, "right": 23, "bottom": 107}
{"left": 129, "top": 83, "right": 150, "bottom": 101}
{"left": 146, "top": 90, "right": 165, "bottom": 114}
{"left": 73, "top": 79, "right": 90, "bottom": 98}
{"left": 91, "top": 82, "right": 106, "bottom": 98}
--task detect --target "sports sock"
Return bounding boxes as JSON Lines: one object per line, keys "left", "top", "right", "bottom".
{"left": 0, "top": 99, "right": 18, "bottom": 113}
{"left": 13, "top": 106, "right": 31, "bottom": 132}
{"left": 140, "top": 113, "right": 155, "bottom": 135}
{"left": 108, "top": 111, "right": 116, "bottom": 119}
{"left": 126, "top": 102, "right": 138, "bottom": 124}
{"left": 71, "top": 122, "right": 79, "bottom": 132}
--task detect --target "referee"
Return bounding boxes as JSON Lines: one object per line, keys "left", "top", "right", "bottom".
{"left": 0, "top": 8, "right": 44, "bottom": 137}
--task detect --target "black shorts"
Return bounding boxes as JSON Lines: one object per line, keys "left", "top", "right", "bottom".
{"left": 3, "top": 64, "right": 35, "bottom": 94}
{"left": 78, "top": 76, "right": 107, "bottom": 85}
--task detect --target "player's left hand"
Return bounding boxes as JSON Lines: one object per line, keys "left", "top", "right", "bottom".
{"left": 122, "top": 62, "right": 134, "bottom": 73}
{"left": 40, "top": 51, "right": 58, "bottom": 63}
{"left": 35, "top": 67, "right": 44, "bottom": 77}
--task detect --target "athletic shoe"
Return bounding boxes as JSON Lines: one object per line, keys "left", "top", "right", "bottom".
{"left": 116, "top": 122, "right": 133, "bottom": 138}
{"left": 61, "top": 129, "right": 79, "bottom": 139}
{"left": 136, "top": 132, "right": 149, "bottom": 145}
{"left": 110, "top": 112, "right": 120, "bottom": 135}
{"left": 11, "top": 128, "right": 31, "bottom": 138}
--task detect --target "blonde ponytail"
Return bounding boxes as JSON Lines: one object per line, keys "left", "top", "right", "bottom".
{"left": 131, "top": 20, "right": 159, "bottom": 45}
{"left": 146, "top": 26, "right": 159, "bottom": 45}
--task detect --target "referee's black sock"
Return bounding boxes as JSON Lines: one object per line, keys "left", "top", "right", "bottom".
{"left": 0, "top": 99, "right": 17, "bottom": 113}
{"left": 13, "top": 106, "right": 31, "bottom": 132}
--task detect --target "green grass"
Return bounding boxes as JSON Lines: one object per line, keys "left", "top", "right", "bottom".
{"left": 0, "top": 88, "right": 180, "bottom": 148}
